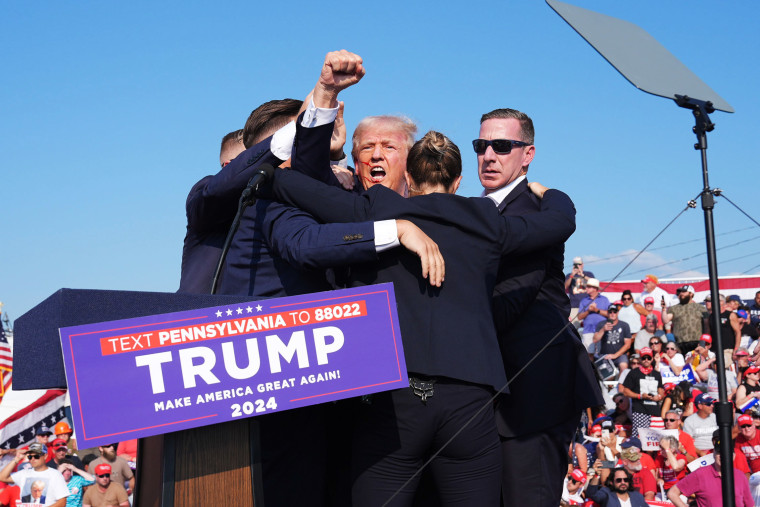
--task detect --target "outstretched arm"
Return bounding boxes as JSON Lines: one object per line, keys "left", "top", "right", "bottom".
{"left": 292, "top": 50, "right": 365, "bottom": 186}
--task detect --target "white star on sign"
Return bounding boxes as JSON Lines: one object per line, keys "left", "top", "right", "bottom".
{"left": 256, "top": 304, "right": 263, "bottom": 312}
{"left": 236, "top": 307, "right": 243, "bottom": 315}
{"left": 246, "top": 306, "right": 253, "bottom": 313}
{"left": 226, "top": 309, "right": 233, "bottom": 316}
{"left": 216, "top": 310, "right": 222, "bottom": 318}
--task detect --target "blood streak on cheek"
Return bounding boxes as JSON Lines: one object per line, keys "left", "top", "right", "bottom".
{"left": 358, "top": 160, "right": 380, "bottom": 185}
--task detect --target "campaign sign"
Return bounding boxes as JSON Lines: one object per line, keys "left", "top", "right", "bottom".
{"left": 660, "top": 363, "right": 696, "bottom": 384}
{"left": 638, "top": 428, "right": 679, "bottom": 451}
{"left": 59, "top": 284, "right": 407, "bottom": 448}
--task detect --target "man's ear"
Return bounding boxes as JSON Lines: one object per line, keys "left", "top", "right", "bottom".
{"left": 522, "top": 144, "right": 535, "bottom": 170}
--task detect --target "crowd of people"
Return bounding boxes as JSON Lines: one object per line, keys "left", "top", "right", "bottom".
{"left": 0, "top": 420, "right": 136, "bottom": 507}
{"left": 561, "top": 265, "right": 760, "bottom": 506}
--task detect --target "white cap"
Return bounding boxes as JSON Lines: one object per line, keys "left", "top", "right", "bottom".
{"left": 586, "top": 278, "right": 600, "bottom": 288}
{"left": 573, "top": 256, "right": 583, "bottom": 264}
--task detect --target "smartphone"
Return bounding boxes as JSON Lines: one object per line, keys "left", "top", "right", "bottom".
{"left": 601, "top": 429, "right": 610, "bottom": 440}
{"left": 601, "top": 460, "right": 617, "bottom": 469}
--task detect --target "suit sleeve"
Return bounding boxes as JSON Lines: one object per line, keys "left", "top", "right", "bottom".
{"left": 497, "top": 189, "right": 576, "bottom": 257}
{"left": 272, "top": 168, "right": 385, "bottom": 222}
{"left": 186, "top": 136, "right": 281, "bottom": 235}
{"left": 492, "top": 257, "right": 548, "bottom": 330}
{"left": 262, "top": 201, "right": 378, "bottom": 270}
{"left": 291, "top": 113, "right": 345, "bottom": 187}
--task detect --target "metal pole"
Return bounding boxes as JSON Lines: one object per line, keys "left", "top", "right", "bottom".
{"left": 684, "top": 96, "right": 735, "bottom": 506}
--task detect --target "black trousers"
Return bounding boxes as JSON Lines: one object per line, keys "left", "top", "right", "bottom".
{"left": 352, "top": 381, "right": 502, "bottom": 507}
{"left": 258, "top": 404, "right": 327, "bottom": 506}
{"left": 500, "top": 413, "right": 580, "bottom": 507}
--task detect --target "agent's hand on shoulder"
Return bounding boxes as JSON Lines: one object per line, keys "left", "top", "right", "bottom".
{"left": 527, "top": 181, "right": 549, "bottom": 198}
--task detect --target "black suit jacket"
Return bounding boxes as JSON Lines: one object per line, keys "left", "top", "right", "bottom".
{"left": 492, "top": 179, "right": 603, "bottom": 437}
{"left": 272, "top": 169, "right": 576, "bottom": 390}
{"left": 180, "top": 118, "right": 376, "bottom": 298}
{"left": 179, "top": 135, "right": 282, "bottom": 294}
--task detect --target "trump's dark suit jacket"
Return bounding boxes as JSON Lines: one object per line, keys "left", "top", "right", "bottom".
{"left": 271, "top": 169, "right": 576, "bottom": 390}
{"left": 493, "top": 179, "right": 603, "bottom": 437}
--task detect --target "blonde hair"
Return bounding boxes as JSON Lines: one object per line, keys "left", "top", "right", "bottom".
{"left": 351, "top": 115, "right": 417, "bottom": 161}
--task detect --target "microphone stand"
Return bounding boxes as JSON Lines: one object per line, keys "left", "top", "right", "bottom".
{"left": 675, "top": 94, "right": 734, "bottom": 506}
{"left": 207, "top": 167, "right": 270, "bottom": 507}
{"left": 210, "top": 169, "right": 269, "bottom": 295}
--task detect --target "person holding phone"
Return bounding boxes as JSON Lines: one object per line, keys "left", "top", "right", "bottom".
{"left": 565, "top": 257, "right": 594, "bottom": 313}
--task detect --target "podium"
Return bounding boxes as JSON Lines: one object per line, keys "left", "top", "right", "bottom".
{"left": 14, "top": 288, "right": 263, "bottom": 506}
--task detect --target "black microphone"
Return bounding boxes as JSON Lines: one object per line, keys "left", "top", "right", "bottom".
{"left": 210, "top": 163, "right": 278, "bottom": 294}
{"left": 240, "top": 163, "right": 276, "bottom": 203}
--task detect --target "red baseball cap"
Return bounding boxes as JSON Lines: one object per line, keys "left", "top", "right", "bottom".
{"left": 664, "top": 383, "right": 677, "bottom": 392}
{"left": 700, "top": 334, "right": 713, "bottom": 344}
{"left": 644, "top": 297, "right": 654, "bottom": 304}
{"left": 746, "top": 365, "right": 760, "bottom": 375}
{"left": 94, "top": 463, "right": 111, "bottom": 475}
{"left": 51, "top": 438, "right": 67, "bottom": 449}
{"left": 571, "top": 468, "right": 587, "bottom": 484}
{"left": 591, "top": 424, "right": 602, "bottom": 434}
{"left": 640, "top": 347, "right": 653, "bottom": 357}
{"left": 738, "top": 414, "right": 754, "bottom": 426}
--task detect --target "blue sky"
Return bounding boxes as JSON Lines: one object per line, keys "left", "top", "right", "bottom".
{"left": 2, "top": 1, "right": 760, "bottom": 321}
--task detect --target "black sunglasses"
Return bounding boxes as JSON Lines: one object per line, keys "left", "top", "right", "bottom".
{"left": 96, "top": 474, "right": 110, "bottom": 478}
{"left": 622, "top": 296, "right": 633, "bottom": 301}
{"left": 614, "top": 478, "right": 630, "bottom": 483}
{"left": 472, "top": 139, "right": 531, "bottom": 154}
{"left": 26, "top": 454, "right": 42, "bottom": 460}
{"left": 664, "top": 418, "right": 679, "bottom": 422}
{"left": 741, "top": 424, "right": 754, "bottom": 429}
{"left": 641, "top": 356, "right": 653, "bottom": 361}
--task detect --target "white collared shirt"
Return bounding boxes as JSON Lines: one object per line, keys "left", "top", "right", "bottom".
{"left": 481, "top": 175, "right": 527, "bottom": 207}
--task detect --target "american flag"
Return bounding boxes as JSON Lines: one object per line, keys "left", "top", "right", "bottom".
{"left": 0, "top": 390, "right": 67, "bottom": 449}
{"left": 0, "top": 324, "right": 11, "bottom": 402}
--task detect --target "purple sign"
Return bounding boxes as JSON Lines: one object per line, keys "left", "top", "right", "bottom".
{"left": 59, "top": 284, "right": 407, "bottom": 448}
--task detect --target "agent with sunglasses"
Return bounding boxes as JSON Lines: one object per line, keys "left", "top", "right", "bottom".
{"left": 587, "top": 464, "right": 648, "bottom": 507}
{"left": 472, "top": 108, "right": 603, "bottom": 507}
{"left": 0, "top": 442, "right": 70, "bottom": 506}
